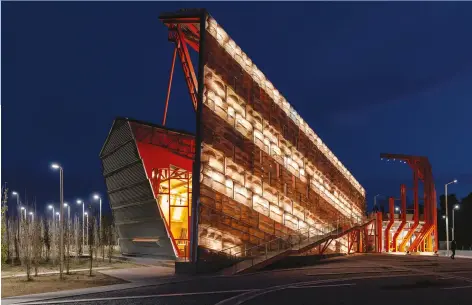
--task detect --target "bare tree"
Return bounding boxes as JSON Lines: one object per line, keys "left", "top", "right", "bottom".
{"left": 93, "top": 218, "right": 99, "bottom": 260}
{"left": 19, "top": 217, "right": 32, "bottom": 280}
{"left": 7, "top": 219, "right": 16, "bottom": 265}
{"left": 73, "top": 215, "right": 80, "bottom": 261}
{"left": 32, "top": 218, "right": 42, "bottom": 276}
{"left": 107, "top": 223, "right": 115, "bottom": 263}
{"left": 43, "top": 219, "right": 51, "bottom": 262}
{"left": 1, "top": 184, "right": 9, "bottom": 264}
{"left": 14, "top": 218, "right": 20, "bottom": 264}
{"left": 88, "top": 217, "right": 95, "bottom": 276}
{"left": 66, "top": 215, "right": 71, "bottom": 274}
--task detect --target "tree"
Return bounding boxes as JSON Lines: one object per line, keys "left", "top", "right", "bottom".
{"left": 107, "top": 223, "right": 115, "bottom": 263}
{"left": 73, "top": 215, "right": 80, "bottom": 261}
{"left": 88, "top": 216, "right": 95, "bottom": 276}
{"left": 1, "top": 184, "right": 9, "bottom": 264}
{"left": 32, "top": 218, "right": 42, "bottom": 277}
{"left": 43, "top": 219, "right": 51, "bottom": 262}
{"left": 19, "top": 217, "right": 32, "bottom": 281}
{"left": 93, "top": 218, "right": 99, "bottom": 260}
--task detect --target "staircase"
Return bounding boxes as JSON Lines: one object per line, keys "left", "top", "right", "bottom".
{"left": 219, "top": 217, "right": 374, "bottom": 275}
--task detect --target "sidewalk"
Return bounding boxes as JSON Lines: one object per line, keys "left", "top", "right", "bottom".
{"left": 1, "top": 266, "right": 193, "bottom": 305}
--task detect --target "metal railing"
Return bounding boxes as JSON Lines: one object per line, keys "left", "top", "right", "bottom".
{"left": 217, "top": 215, "right": 373, "bottom": 271}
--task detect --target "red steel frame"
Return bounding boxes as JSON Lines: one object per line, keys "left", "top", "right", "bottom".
{"left": 160, "top": 12, "right": 201, "bottom": 125}
{"left": 159, "top": 9, "right": 207, "bottom": 263}
{"left": 391, "top": 184, "right": 407, "bottom": 252}
{"left": 384, "top": 197, "right": 395, "bottom": 252}
{"left": 381, "top": 153, "right": 438, "bottom": 253}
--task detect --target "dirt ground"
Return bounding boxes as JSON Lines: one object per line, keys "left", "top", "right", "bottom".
{"left": 1, "top": 271, "right": 127, "bottom": 298}
{"left": 1, "top": 258, "right": 139, "bottom": 277}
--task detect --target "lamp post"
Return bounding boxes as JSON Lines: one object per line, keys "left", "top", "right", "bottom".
{"left": 12, "top": 192, "right": 20, "bottom": 237}
{"left": 29, "top": 211, "right": 34, "bottom": 222}
{"left": 452, "top": 204, "right": 459, "bottom": 241}
{"left": 64, "top": 203, "right": 70, "bottom": 226}
{"left": 20, "top": 206, "right": 26, "bottom": 220}
{"left": 93, "top": 194, "right": 102, "bottom": 248}
{"left": 84, "top": 212, "right": 89, "bottom": 246}
{"left": 445, "top": 179, "right": 458, "bottom": 256}
{"left": 77, "top": 200, "right": 85, "bottom": 250}
{"left": 374, "top": 194, "right": 382, "bottom": 211}
{"left": 48, "top": 205, "right": 55, "bottom": 225}
{"left": 51, "top": 162, "right": 64, "bottom": 280}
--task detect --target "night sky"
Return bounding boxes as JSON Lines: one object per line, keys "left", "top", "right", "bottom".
{"left": 2, "top": 2, "right": 472, "bottom": 218}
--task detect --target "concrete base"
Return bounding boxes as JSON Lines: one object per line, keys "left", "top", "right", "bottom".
{"left": 261, "top": 253, "right": 345, "bottom": 271}
{"left": 175, "top": 261, "right": 222, "bottom": 275}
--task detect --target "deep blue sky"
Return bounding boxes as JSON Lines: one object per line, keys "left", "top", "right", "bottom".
{"left": 2, "top": 2, "right": 472, "bottom": 217}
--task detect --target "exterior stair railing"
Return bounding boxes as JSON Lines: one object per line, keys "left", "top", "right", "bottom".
{"left": 217, "top": 215, "right": 375, "bottom": 275}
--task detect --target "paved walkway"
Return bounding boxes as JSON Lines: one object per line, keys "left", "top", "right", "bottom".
{"left": 99, "top": 265, "right": 176, "bottom": 283}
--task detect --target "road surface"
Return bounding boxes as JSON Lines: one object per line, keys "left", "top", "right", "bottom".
{"left": 20, "top": 254, "right": 472, "bottom": 305}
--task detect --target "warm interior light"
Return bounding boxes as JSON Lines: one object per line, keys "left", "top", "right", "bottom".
{"left": 205, "top": 27, "right": 366, "bottom": 196}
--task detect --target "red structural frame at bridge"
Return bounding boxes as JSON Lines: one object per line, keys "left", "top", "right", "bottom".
{"left": 380, "top": 153, "right": 438, "bottom": 253}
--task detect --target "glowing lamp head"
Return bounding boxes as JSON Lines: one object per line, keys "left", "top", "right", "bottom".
{"left": 84, "top": 212, "right": 88, "bottom": 216}
{"left": 442, "top": 215, "right": 446, "bottom": 219}
{"left": 29, "top": 212, "right": 33, "bottom": 215}
{"left": 56, "top": 212, "right": 59, "bottom": 216}
{"left": 76, "top": 200, "right": 83, "bottom": 205}
{"left": 454, "top": 205, "right": 460, "bottom": 210}
{"left": 48, "top": 205, "right": 53, "bottom": 210}
{"left": 395, "top": 207, "right": 399, "bottom": 211}
{"left": 453, "top": 179, "right": 458, "bottom": 183}
{"left": 64, "top": 203, "right": 68, "bottom": 207}
{"left": 20, "top": 207, "right": 25, "bottom": 210}
{"left": 93, "top": 194, "right": 100, "bottom": 200}
{"left": 51, "top": 163, "right": 61, "bottom": 170}
{"left": 12, "top": 191, "right": 18, "bottom": 196}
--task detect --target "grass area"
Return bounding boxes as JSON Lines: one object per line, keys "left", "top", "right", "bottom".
{"left": 1, "top": 271, "right": 127, "bottom": 298}
{"left": 1, "top": 258, "right": 140, "bottom": 277}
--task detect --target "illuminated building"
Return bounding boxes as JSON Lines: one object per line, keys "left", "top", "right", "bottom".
{"left": 100, "top": 9, "right": 380, "bottom": 265}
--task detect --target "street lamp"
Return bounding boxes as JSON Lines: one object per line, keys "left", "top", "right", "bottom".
{"left": 20, "top": 206, "right": 26, "bottom": 220}
{"left": 29, "top": 211, "right": 34, "bottom": 222}
{"left": 84, "top": 212, "right": 89, "bottom": 246}
{"left": 51, "top": 162, "right": 64, "bottom": 280}
{"left": 374, "top": 194, "right": 383, "bottom": 211}
{"left": 77, "top": 199, "right": 85, "bottom": 250}
{"left": 452, "top": 204, "right": 460, "bottom": 241}
{"left": 445, "top": 179, "right": 458, "bottom": 256}
{"left": 93, "top": 194, "right": 102, "bottom": 247}
{"left": 64, "top": 203, "right": 71, "bottom": 226}
{"left": 56, "top": 211, "right": 60, "bottom": 222}
{"left": 442, "top": 215, "right": 446, "bottom": 219}
{"left": 48, "top": 205, "right": 55, "bottom": 223}
{"left": 12, "top": 192, "right": 20, "bottom": 237}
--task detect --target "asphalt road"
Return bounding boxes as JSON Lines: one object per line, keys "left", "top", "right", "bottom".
{"left": 21, "top": 254, "right": 472, "bottom": 305}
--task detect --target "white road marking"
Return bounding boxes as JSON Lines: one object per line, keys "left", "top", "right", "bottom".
{"left": 17, "top": 289, "right": 256, "bottom": 304}
{"left": 289, "top": 283, "right": 356, "bottom": 289}
{"left": 441, "top": 285, "right": 472, "bottom": 290}
{"left": 216, "top": 272, "right": 430, "bottom": 305}
{"left": 305, "top": 270, "right": 407, "bottom": 276}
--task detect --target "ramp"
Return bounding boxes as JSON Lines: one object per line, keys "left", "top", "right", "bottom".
{"left": 220, "top": 217, "right": 374, "bottom": 275}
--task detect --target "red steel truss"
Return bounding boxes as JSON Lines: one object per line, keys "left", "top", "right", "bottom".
{"left": 160, "top": 10, "right": 202, "bottom": 125}
{"left": 380, "top": 153, "right": 438, "bottom": 253}
{"left": 391, "top": 184, "right": 407, "bottom": 252}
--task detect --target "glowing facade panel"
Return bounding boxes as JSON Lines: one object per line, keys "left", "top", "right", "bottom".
{"left": 197, "top": 14, "right": 366, "bottom": 255}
